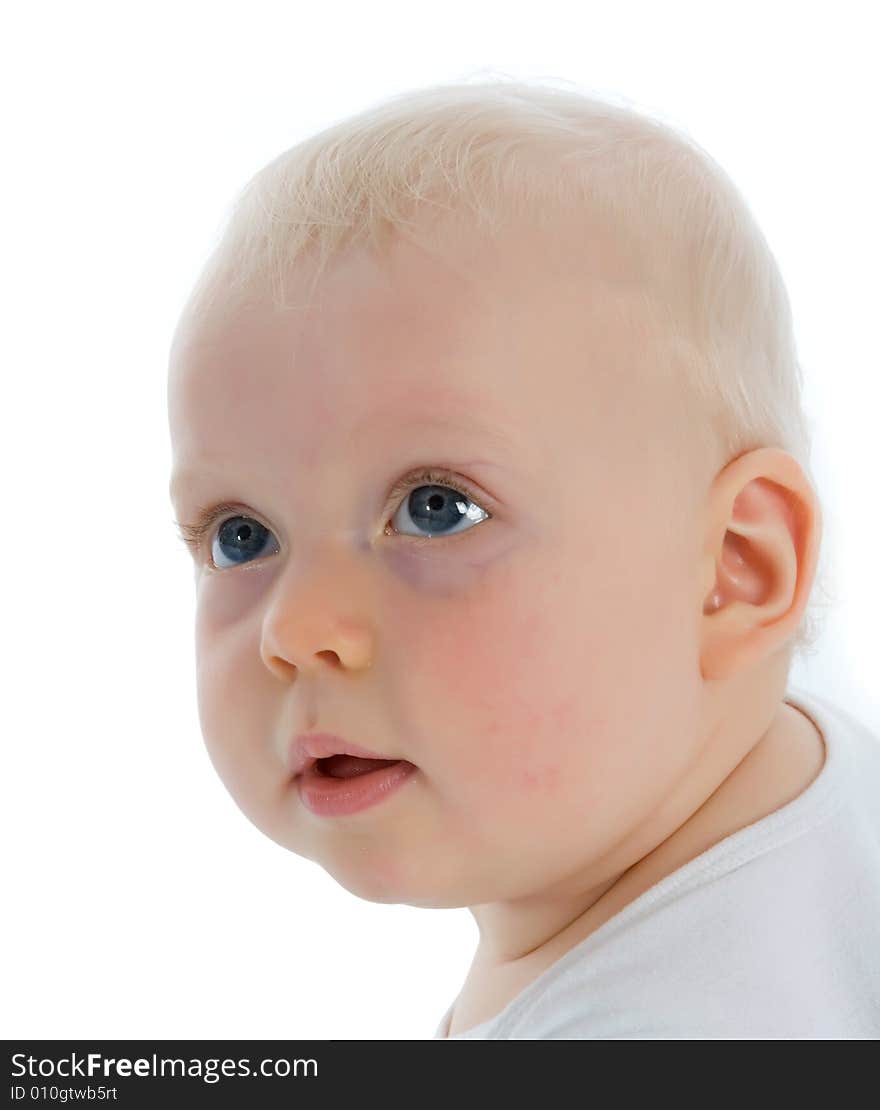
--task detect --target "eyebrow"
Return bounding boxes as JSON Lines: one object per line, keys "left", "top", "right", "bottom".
{"left": 168, "top": 414, "right": 522, "bottom": 504}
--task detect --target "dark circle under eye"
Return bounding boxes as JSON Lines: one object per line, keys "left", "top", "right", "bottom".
{"left": 213, "top": 516, "right": 275, "bottom": 567}
{"left": 399, "top": 483, "right": 484, "bottom": 537}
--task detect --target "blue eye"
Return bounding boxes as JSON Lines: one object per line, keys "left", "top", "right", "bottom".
{"left": 211, "top": 516, "right": 280, "bottom": 569}
{"left": 176, "top": 468, "right": 492, "bottom": 569}
{"left": 388, "top": 481, "right": 490, "bottom": 541}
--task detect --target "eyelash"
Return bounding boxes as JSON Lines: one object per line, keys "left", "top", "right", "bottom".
{"left": 173, "top": 467, "right": 488, "bottom": 563}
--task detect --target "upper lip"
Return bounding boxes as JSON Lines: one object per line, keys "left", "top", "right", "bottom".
{"left": 288, "top": 733, "right": 397, "bottom": 778}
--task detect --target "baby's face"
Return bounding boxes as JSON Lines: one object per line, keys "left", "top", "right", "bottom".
{"left": 168, "top": 213, "right": 712, "bottom": 907}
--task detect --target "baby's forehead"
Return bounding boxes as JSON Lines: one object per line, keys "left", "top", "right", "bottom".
{"left": 174, "top": 293, "right": 606, "bottom": 461}
{"left": 180, "top": 214, "right": 651, "bottom": 388}
{"left": 170, "top": 211, "right": 681, "bottom": 484}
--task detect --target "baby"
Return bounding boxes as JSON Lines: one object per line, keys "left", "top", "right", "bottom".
{"left": 166, "top": 79, "right": 880, "bottom": 1038}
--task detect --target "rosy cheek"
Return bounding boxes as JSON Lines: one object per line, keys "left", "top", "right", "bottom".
{"left": 505, "top": 680, "right": 596, "bottom": 797}
{"left": 384, "top": 541, "right": 564, "bottom": 787}
{"left": 517, "top": 763, "right": 563, "bottom": 793}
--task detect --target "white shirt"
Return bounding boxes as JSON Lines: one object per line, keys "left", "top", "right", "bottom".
{"left": 434, "top": 685, "right": 880, "bottom": 1038}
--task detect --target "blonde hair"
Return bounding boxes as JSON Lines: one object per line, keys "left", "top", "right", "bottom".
{"left": 176, "top": 74, "right": 835, "bottom": 661}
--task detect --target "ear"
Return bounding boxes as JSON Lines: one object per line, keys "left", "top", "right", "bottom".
{"left": 699, "top": 447, "right": 823, "bottom": 681}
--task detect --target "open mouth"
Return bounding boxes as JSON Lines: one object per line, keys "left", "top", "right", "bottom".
{"left": 313, "top": 755, "right": 405, "bottom": 779}
{"left": 298, "top": 755, "right": 418, "bottom": 818}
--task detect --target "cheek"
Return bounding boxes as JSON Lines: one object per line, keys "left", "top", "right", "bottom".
{"left": 192, "top": 578, "right": 272, "bottom": 814}
{"left": 390, "top": 546, "right": 579, "bottom": 798}
{"left": 193, "top": 645, "right": 245, "bottom": 785}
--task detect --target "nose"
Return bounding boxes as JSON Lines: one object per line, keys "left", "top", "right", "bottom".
{"left": 259, "top": 551, "right": 375, "bottom": 679}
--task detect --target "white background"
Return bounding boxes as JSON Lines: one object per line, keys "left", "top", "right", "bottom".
{"left": 3, "top": 0, "right": 877, "bottom": 1039}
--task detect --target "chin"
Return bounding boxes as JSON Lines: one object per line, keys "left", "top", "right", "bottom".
{"left": 324, "top": 858, "right": 469, "bottom": 909}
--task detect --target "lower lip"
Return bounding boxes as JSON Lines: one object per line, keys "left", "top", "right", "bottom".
{"left": 296, "top": 760, "right": 418, "bottom": 817}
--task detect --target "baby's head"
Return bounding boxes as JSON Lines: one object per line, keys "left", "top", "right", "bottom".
{"left": 167, "top": 79, "right": 831, "bottom": 912}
